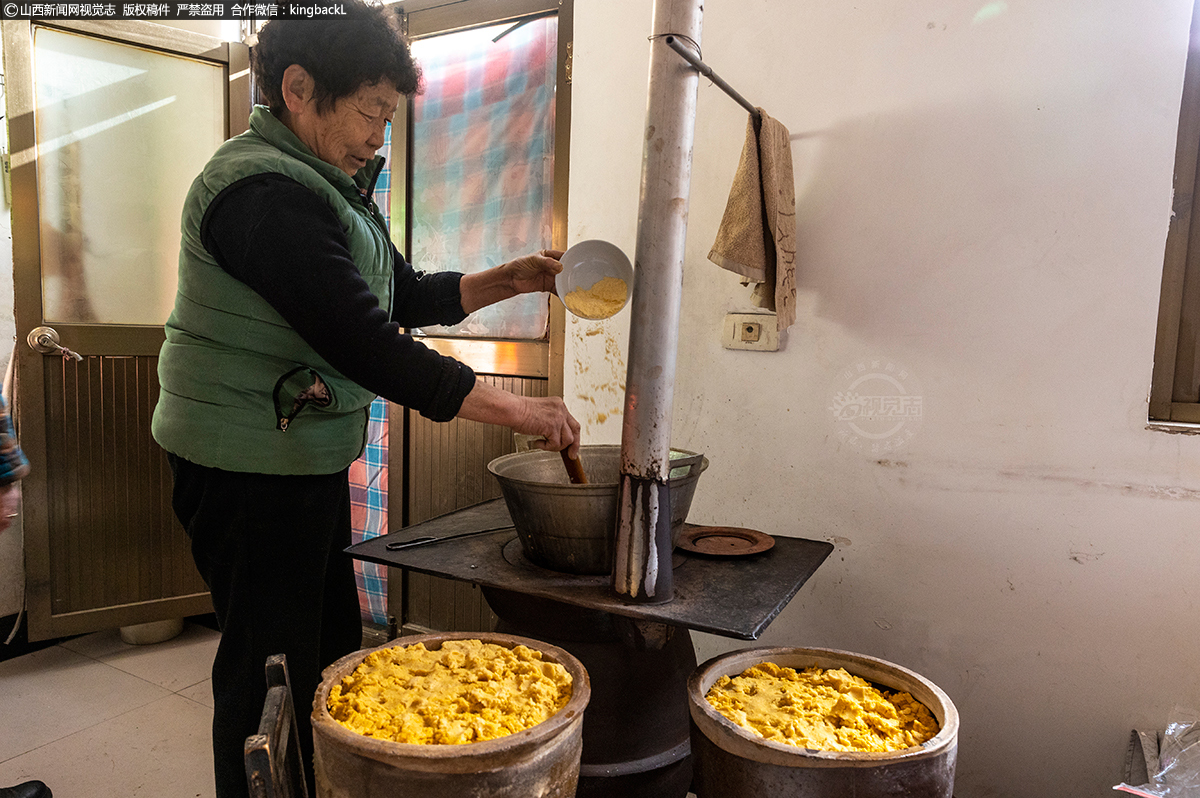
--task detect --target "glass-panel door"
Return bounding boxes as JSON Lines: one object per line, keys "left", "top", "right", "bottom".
{"left": 3, "top": 19, "right": 249, "bottom": 640}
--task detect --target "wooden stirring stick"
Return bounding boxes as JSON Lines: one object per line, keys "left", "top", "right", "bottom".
{"left": 561, "top": 449, "right": 588, "bottom": 484}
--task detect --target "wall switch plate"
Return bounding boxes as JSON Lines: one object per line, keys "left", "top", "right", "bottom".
{"left": 723, "top": 313, "right": 779, "bottom": 351}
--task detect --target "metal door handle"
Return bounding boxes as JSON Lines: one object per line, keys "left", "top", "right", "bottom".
{"left": 27, "top": 326, "right": 83, "bottom": 361}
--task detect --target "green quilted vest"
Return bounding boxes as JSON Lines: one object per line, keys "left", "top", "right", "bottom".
{"left": 152, "top": 106, "right": 393, "bottom": 475}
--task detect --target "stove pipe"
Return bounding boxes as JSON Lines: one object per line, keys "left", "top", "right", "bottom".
{"left": 614, "top": 0, "right": 703, "bottom": 604}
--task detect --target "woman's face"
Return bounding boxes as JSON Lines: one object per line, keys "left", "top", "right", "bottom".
{"left": 296, "top": 81, "right": 400, "bottom": 177}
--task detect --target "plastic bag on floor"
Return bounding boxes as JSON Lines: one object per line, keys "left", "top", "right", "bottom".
{"left": 1116, "top": 707, "right": 1200, "bottom": 797}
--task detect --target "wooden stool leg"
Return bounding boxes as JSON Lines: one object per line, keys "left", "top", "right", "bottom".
{"left": 245, "top": 655, "right": 310, "bottom": 798}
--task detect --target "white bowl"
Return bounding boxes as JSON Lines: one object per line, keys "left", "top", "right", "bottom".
{"left": 555, "top": 240, "right": 634, "bottom": 319}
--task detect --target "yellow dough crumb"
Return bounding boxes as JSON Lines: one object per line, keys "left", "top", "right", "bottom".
{"left": 564, "top": 276, "right": 628, "bottom": 319}
{"left": 327, "top": 639, "right": 573, "bottom": 745}
{"left": 705, "top": 662, "right": 939, "bottom": 753}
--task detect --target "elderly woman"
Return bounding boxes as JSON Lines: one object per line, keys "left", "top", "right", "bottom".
{"left": 150, "top": 4, "right": 580, "bottom": 797}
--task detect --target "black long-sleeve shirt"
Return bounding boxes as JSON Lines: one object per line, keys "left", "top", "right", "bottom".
{"left": 200, "top": 173, "right": 475, "bottom": 422}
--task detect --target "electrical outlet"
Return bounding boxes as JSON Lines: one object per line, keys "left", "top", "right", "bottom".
{"left": 722, "top": 313, "right": 779, "bottom": 351}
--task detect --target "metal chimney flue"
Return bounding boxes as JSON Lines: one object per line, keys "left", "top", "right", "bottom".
{"left": 613, "top": 0, "right": 704, "bottom": 604}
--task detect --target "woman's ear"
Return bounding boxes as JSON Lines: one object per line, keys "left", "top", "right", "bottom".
{"left": 280, "top": 64, "right": 315, "bottom": 115}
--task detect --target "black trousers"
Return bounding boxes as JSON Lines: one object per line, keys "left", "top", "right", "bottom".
{"left": 168, "top": 455, "right": 363, "bottom": 798}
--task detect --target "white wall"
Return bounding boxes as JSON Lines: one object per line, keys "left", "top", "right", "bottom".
{"left": 568, "top": 1, "right": 1198, "bottom": 795}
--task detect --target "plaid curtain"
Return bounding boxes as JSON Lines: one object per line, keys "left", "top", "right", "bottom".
{"left": 408, "top": 16, "right": 558, "bottom": 339}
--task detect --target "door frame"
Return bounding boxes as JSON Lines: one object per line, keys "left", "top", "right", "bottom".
{"left": 3, "top": 19, "right": 249, "bottom": 639}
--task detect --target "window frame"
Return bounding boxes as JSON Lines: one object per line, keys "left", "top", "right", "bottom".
{"left": 1151, "top": 2, "right": 1200, "bottom": 426}
{"left": 392, "top": 0, "right": 572, "bottom": 396}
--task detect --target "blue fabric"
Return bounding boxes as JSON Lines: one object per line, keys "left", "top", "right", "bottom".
{"left": 0, "top": 395, "right": 29, "bottom": 485}
{"left": 349, "top": 396, "right": 389, "bottom": 625}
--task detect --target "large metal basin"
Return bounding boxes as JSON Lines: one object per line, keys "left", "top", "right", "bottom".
{"left": 487, "top": 445, "right": 708, "bottom": 575}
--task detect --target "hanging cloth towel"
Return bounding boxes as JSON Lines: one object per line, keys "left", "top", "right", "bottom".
{"left": 707, "top": 108, "right": 796, "bottom": 333}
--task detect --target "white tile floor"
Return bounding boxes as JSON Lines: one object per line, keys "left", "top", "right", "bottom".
{"left": 0, "top": 622, "right": 220, "bottom": 798}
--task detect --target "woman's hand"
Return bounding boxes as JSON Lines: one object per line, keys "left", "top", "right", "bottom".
{"left": 511, "top": 395, "right": 581, "bottom": 458}
{"left": 458, "top": 249, "right": 565, "bottom": 313}
{"left": 503, "top": 249, "right": 564, "bottom": 295}
{"left": 457, "top": 381, "right": 580, "bottom": 458}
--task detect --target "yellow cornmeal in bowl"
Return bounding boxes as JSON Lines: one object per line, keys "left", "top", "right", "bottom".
{"left": 327, "top": 639, "right": 573, "bottom": 745}
{"left": 705, "top": 662, "right": 939, "bottom": 753}
{"left": 564, "top": 276, "right": 628, "bottom": 319}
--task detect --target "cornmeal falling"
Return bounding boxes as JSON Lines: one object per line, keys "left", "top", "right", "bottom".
{"left": 705, "top": 662, "right": 939, "bottom": 753}
{"left": 327, "top": 639, "right": 573, "bottom": 745}
{"left": 564, "top": 276, "right": 628, "bottom": 319}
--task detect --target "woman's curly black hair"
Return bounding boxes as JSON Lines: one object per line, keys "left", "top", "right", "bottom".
{"left": 252, "top": 0, "right": 422, "bottom": 115}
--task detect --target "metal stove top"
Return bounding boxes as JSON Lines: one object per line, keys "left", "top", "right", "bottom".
{"left": 346, "top": 498, "right": 832, "bottom": 640}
